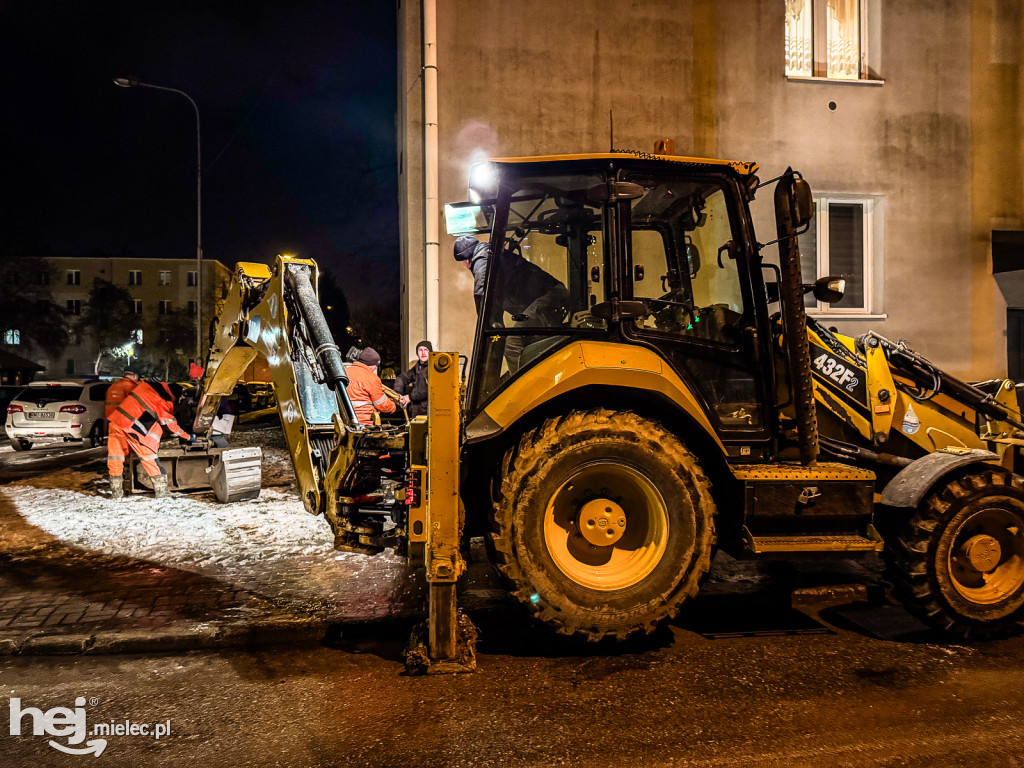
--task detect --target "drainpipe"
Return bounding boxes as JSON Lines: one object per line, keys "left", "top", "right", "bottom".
{"left": 422, "top": 0, "right": 440, "bottom": 347}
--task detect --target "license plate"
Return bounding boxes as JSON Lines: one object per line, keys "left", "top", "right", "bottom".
{"left": 27, "top": 412, "right": 55, "bottom": 420}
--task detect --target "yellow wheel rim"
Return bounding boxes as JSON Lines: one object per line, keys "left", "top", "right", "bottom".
{"left": 947, "top": 506, "right": 1024, "bottom": 605}
{"left": 543, "top": 461, "right": 671, "bottom": 591}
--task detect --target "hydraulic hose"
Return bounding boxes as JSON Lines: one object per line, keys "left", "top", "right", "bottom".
{"left": 774, "top": 170, "right": 818, "bottom": 466}
{"left": 284, "top": 264, "right": 349, "bottom": 391}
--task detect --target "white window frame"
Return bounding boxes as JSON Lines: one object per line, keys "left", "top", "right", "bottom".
{"left": 158, "top": 300, "right": 172, "bottom": 315}
{"left": 128, "top": 270, "right": 142, "bottom": 286}
{"left": 66, "top": 270, "right": 81, "bottom": 286}
{"left": 159, "top": 270, "right": 172, "bottom": 286}
{"left": 4, "top": 330, "right": 20, "bottom": 345}
{"left": 803, "top": 194, "right": 884, "bottom": 318}
{"left": 187, "top": 271, "right": 198, "bottom": 287}
{"left": 132, "top": 299, "right": 142, "bottom": 315}
{"left": 785, "top": 0, "right": 882, "bottom": 84}
{"left": 131, "top": 329, "right": 144, "bottom": 344}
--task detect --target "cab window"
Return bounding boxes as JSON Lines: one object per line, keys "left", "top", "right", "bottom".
{"left": 628, "top": 179, "right": 746, "bottom": 346}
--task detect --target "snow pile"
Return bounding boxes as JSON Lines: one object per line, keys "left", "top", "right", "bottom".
{"left": 6, "top": 485, "right": 334, "bottom": 566}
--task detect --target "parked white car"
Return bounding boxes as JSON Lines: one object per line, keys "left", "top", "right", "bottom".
{"left": 5, "top": 380, "right": 110, "bottom": 451}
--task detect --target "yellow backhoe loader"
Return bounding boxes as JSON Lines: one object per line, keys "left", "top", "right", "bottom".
{"left": 152, "top": 151, "right": 1024, "bottom": 671}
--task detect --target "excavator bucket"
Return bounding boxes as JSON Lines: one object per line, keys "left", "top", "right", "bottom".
{"left": 129, "top": 445, "right": 263, "bottom": 502}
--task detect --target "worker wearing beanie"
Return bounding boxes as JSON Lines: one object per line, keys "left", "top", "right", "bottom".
{"left": 345, "top": 347, "right": 396, "bottom": 425}
{"left": 394, "top": 340, "right": 433, "bottom": 418}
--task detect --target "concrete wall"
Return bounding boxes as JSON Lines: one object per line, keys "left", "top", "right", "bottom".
{"left": 398, "top": 0, "right": 1024, "bottom": 379}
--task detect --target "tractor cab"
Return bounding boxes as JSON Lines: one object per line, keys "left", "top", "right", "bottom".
{"left": 448, "top": 153, "right": 781, "bottom": 460}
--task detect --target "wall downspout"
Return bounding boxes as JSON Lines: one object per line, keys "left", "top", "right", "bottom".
{"left": 422, "top": 0, "right": 440, "bottom": 346}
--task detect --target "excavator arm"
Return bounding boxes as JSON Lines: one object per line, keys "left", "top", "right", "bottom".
{"left": 193, "top": 255, "right": 362, "bottom": 515}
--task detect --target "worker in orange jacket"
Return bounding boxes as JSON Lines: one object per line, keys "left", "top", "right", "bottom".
{"left": 107, "top": 379, "right": 191, "bottom": 499}
{"left": 345, "top": 347, "right": 396, "bottom": 425}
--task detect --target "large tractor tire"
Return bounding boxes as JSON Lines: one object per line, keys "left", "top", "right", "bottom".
{"left": 887, "top": 468, "right": 1024, "bottom": 638}
{"left": 489, "top": 409, "right": 716, "bottom": 641}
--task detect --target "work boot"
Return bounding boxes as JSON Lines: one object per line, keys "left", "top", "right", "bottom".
{"left": 152, "top": 474, "right": 171, "bottom": 499}
{"left": 109, "top": 474, "right": 124, "bottom": 500}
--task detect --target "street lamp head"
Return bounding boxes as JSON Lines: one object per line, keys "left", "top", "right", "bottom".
{"left": 113, "top": 77, "right": 137, "bottom": 88}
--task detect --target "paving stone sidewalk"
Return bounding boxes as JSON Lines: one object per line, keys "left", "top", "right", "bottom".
{"left": 0, "top": 545, "right": 333, "bottom": 655}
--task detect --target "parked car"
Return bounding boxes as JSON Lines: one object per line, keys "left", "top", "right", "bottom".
{"left": 5, "top": 380, "right": 110, "bottom": 451}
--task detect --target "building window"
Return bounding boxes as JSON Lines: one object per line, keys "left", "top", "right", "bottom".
{"left": 4, "top": 330, "right": 20, "bottom": 345}
{"left": 188, "top": 300, "right": 197, "bottom": 316}
{"left": 128, "top": 270, "right": 142, "bottom": 286}
{"left": 131, "top": 329, "right": 144, "bottom": 344}
{"left": 187, "top": 271, "right": 198, "bottom": 287}
{"left": 39, "top": 271, "right": 49, "bottom": 285}
{"left": 66, "top": 359, "right": 75, "bottom": 376}
{"left": 132, "top": 299, "right": 142, "bottom": 315}
{"left": 799, "top": 195, "right": 879, "bottom": 314}
{"left": 785, "top": 0, "right": 867, "bottom": 80}
{"left": 66, "top": 299, "right": 82, "bottom": 316}
{"left": 159, "top": 270, "right": 172, "bottom": 286}
{"left": 159, "top": 300, "right": 172, "bottom": 315}
{"left": 66, "top": 270, "right": 81, "bottom": 286}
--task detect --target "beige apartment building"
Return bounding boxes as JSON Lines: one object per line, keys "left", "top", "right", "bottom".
{"left": 398, "top": 0, "right": 1024, "bottom": 380}
{"left": 30, "top": 256, "right": 230, "bottom": 379}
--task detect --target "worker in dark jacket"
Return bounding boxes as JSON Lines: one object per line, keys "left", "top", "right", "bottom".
{"left": 454, "top": 235, "right": 569, "bottom": 370}
{"left": 394, "top": 340, "right": 432, "bottom": 418}
{"left": 454, "top": 236, "right": 491, "bottom": 314}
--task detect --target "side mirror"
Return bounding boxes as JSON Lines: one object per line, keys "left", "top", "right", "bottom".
{"left": 791, "top": 178, "right": 815, "bottom": 230}
{"left": 684, "top": 239, "right": 701, "bottom": 277}
{"left": 805, "top": 275, "right": 846, "bottom": 304}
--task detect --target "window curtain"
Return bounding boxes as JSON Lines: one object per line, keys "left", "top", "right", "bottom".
{"left": 827, "top": 0, "right": 860, "bottom": 79}
{"left": 785, "top": 0, "right": 813, "bottom": 76}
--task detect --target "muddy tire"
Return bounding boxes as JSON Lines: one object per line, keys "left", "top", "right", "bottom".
{"left": 887, "top": 468, "right": 1024, "bottom": 638}
{"left": 489, "top": 409, "right": 716, "bottom": 641}
{"left": 9, "top": 438, "right": 29, "bottom": 452}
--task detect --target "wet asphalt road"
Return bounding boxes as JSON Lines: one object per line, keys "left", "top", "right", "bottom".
{"left": 0, "top": 441, "right": 106, "bottom": 482}
{"left": 3, "top": 601, "right": 1024, "bottom": 768}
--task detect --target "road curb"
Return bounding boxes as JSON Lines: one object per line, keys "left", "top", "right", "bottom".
{"left": 0, "top": 617, "right": 330, "bottom": 656}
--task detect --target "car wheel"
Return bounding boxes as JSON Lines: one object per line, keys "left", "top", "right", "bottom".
{"left": 9, "top": 438, "right": 30, "bottom": 452}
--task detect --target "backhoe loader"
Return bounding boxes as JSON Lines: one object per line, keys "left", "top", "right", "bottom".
{"left": 154, "top": 151, "right": 1024, "bottom": 669}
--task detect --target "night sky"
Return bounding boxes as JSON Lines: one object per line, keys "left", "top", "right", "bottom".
{"left": 0, "top": 1, "right": 399, "bottom": 308}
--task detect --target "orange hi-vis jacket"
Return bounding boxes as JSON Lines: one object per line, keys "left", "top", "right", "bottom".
{"left": 109, "top": 381, "right": 190, "bottom": 442}
{"left": 345, "top": 362, "right": 396, "bottom": 425}
{"left": 105, "top": 375, "right": 138, "bottom": 420}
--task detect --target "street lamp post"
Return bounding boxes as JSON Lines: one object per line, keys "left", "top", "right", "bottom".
{"left": 114, "top": 77, "right": 203, "bottom": 365}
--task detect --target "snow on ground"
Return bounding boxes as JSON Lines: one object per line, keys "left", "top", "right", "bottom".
{"left": 6, "top": 485, "right": 333, "bottom": 567}
{"left": 0, "top": 423, "right": 425, "bottom": 615}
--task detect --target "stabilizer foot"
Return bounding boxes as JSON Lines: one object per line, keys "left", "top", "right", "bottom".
{"left": 404, "top": 612, "right": 478, "bottom": 675}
